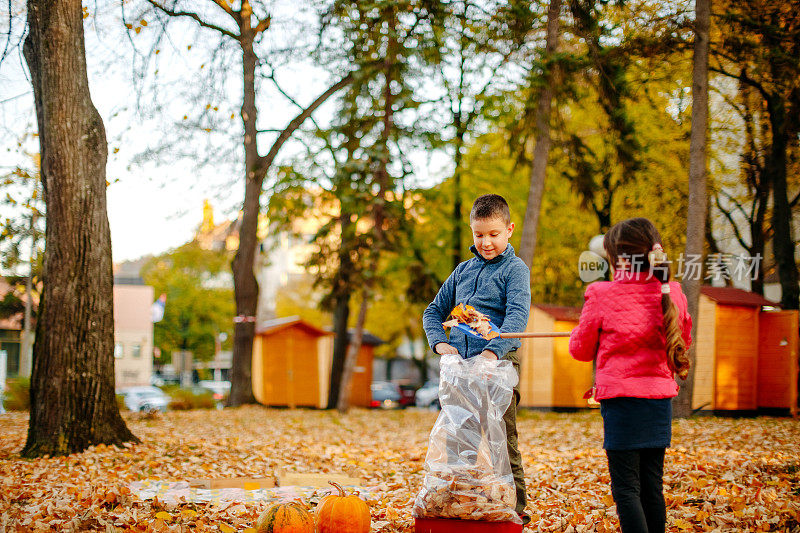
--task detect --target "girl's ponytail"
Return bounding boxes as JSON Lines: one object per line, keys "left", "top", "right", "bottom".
{"left": 649, "top": 244, "right": 690, "bottom": 379}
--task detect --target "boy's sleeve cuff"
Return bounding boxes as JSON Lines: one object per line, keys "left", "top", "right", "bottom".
{"left": 427, "top": 332, "right": 448, "bottom": 353}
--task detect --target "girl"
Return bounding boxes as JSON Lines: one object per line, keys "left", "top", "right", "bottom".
{"left": 569, "top": 218, "right": 692, "bottom": 533}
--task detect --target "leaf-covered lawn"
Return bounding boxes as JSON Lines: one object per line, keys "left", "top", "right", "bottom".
{"left": 1, "top": 407, "right": 798, "bottom": 532}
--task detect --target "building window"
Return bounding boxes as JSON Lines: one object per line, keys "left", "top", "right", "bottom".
{"left": 1, "top": 342, "right": 20, "bottom": 377}
{"left": 114, "top": 343, "right": 124, "bottom": 359}
{"left": 132, "top": 344, "right": 141, "bottom": 358}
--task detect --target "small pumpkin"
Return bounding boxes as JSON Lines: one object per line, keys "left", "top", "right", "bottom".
{"left": 256, "top": 501, "right": 314, "bottom": 533}
{"left": 315, "top": 481, "right": 371, "bottom": 533}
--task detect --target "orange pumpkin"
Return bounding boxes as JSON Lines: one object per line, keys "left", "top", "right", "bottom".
{"left": 256, "top": 502, "right": 314, "bottom": 533}
{"left": 314, "top": 482, "right": 371, "bottom": 533}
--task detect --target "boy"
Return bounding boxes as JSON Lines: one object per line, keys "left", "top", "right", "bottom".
{"left": 422, "top": 193, "right": 532, "bottom": 524}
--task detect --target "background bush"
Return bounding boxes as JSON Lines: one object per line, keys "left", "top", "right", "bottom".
{"left": 168, "top": 388, "right": 216, "bottom": 410}
{"left": 3, "top": 378, "right": 30, "bottom": 411}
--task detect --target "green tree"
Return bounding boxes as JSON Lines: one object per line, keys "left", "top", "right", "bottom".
{"left": 421, "top": 0, "right": 533, "bottom": 270}
{"left": 140, "top": 242, "right": 235, "bottom": 363}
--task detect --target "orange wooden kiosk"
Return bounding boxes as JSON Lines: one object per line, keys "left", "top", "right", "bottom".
{"left": 251, "top": 317, "right": 380, "bottom": 408}
{"left": 693, "top": 287, "right": 798, "bottom": 415}
{"left": 518, "top": 305, "right": 593, "bottom": 409}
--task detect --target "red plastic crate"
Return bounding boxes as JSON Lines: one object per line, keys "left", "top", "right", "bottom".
{"left": 414, "top": 518, "right": 523, "bottom": 533}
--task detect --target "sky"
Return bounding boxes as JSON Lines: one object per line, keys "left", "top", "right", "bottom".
{"left": 2, "top": 9, "right": 236, "bottom": 263}
{"left": 1, "top": 1, "right": 451, "bottom": 265}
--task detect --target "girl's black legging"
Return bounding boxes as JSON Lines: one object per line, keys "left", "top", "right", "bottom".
{"left": 606, "top": 448, "right": 666, "bottom": 533}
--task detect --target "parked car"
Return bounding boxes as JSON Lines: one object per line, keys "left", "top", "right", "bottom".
{"left": 398, "top": 384, "right": 417, "bottom": 408}
{"left": 197, "top": 380, "right": 231, "bottom": 409}
{"left": 150, "top": 373, "right": 180, "bottom": 387}
{"left": 415, "top": 380, "right": 440, "bottom": 409}
{"left": 370, "top": 381, "right": 401, "bottom": 409}
{"left": 117, "top": 386, "right": 169, "bottom": 413}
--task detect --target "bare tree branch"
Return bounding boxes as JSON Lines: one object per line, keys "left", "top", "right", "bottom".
{"left": 257, "top": 73, "right": 354, "bottom": 174}
{"left": 254, "top": 16, "right": 271, "bottom": 35}
{"left": 709, "top": 63, "right": 771, "bottom": 101}
{"left": 714, "top": 192, "right": 751, "bottom": 251}
{"left": 146, "top": 0, "right": 239, "bottom": 39}
{"left": 718, "top": 188, "right": 750, "bottom": 221}
{"left": 261, "top": 66, "right": 326, "bottom": 132}
{"left": 0, "top": 0, "right": 14, "bottom": 69}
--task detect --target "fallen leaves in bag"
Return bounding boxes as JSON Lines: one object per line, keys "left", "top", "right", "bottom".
{"left": 443, "top": 303, "right": 499, "bottom": 339}
{"left": 413, "top": 466, "right": 517, "bottom": 522}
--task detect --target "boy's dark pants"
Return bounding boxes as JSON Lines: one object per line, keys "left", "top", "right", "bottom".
{"left": 504, "top": 352, "right": 526, "bottom": 515}
{"left": 606, "top": 448, "right": 666, "bottom": 533}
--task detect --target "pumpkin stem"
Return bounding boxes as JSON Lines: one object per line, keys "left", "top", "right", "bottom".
{"left": 328, "top": 481, "right": 346, "bottom": 497}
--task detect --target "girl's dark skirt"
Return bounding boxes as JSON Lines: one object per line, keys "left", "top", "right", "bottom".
{"left": 600, "top": 396, "right": 672, "bottom": 450}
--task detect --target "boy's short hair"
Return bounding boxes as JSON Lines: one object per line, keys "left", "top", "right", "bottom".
{"left": 470, "top": 194, "right": 511, "bottom": 225}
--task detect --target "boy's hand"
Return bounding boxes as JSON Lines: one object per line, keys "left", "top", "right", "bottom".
{"left": 479, "top": 349, "right": 498, "bottom": 360}
{"left": 435, "top": 342, "right": 459, "bottom": 355}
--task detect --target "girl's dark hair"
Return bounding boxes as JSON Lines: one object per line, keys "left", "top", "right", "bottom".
{"left": 603, "top": 217, "right": 690, "bottom": 379}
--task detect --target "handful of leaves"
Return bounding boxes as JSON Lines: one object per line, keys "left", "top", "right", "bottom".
{"left": 442, "top": 303, "right": 499, "bottom": 340}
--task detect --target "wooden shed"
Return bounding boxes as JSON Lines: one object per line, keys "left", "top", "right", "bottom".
{"left": 693, "top": 287, "right": 798, "bottom": 415}
{"left": 252, "top": 317, "right": 382, "bottom": 408}
{"left": 340, "top": 329, "right": 384, "bottom": 408}
{"left": 253, "top": 317, "right": 333, "bottom": 408}
{"left": 519, "top": 305, "right": 594, "bottom": 409}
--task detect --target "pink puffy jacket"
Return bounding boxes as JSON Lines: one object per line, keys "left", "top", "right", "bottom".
{"left": 569, "top": 271, "right": 693, "bottom": 400}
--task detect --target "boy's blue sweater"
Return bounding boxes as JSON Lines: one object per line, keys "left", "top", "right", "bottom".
{"left": 423, "top": 244, "right": 531, "bottom": 359}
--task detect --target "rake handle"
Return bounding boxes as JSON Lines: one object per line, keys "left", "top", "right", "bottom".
{"left": 499, "top": 332, "right": 572, "bottom": 338}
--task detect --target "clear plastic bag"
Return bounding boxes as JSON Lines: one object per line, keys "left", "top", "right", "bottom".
{"left": 413, "top": 354, "right": 521, "bottom": 523}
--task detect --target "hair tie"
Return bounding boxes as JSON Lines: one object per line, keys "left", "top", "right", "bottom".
{"left": 661, "top": 283, "right": 671, "bottom": 294}
{"left": 648, "top": 243, "right": 668, "bottom": 264}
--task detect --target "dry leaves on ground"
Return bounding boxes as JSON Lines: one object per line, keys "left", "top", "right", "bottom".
{"left": 1, "top": 407, "right": 798, "bottom": 532}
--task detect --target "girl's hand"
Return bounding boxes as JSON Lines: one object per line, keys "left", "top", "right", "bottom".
{"left": 479, "top": 350, "right": 498, "bottom": 360}
{"left": 435, "top": 342, "right": 459, "bottom": 355}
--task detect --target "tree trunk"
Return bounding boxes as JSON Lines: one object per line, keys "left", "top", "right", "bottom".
{"left": 22, "top": 0, "right": 137, "bottom": 456}
{"left": 337, "top": 8, "right": 396, "bottom": 412}
{"left": 518, "top": 0, "right": 561, "bottom": 268}
{"left": 228, "top": 26, "right": 260, "bottom": 406}
{"left": 327, "top": 290, "right": 351, "bottom": 409}
{"left": 675, "top": 0, "right": 710, "bottom": 419}
{"left": 743, "top": 79, "right": 769, "bottom": 295}
{"left": 336, "top": 296, "right": 368, "bottom": 413}
{"left": 327, "top": 213, "right": 355, "bottom": 409}
{"left": 765, "top": 96, "right": 799, "bottom": 311}
{"left": 750, "top": 181, "right": 768, "bottom": 295}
